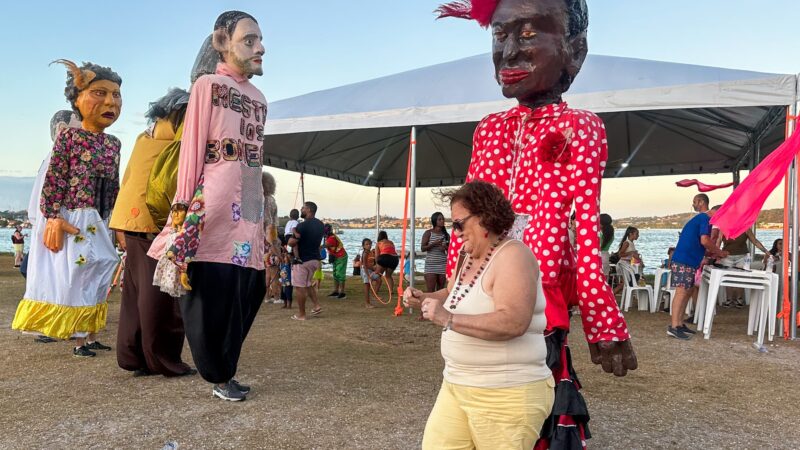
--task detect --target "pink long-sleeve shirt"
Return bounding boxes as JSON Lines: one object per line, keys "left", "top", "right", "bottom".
{"left": 149, "top": 63, "right": 268, "bottom": 271}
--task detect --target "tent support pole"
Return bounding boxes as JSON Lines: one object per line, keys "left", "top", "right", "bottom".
{"left": 790, "top": 100, "right": 799, "bottom": 339}
{"left": 300, "top": 170, "right": 306, "bottom": 205}
{"left": 409, "top": 127, "right": 417, "bottom": 290}
{"left": 376, "top": 187, "right": 381, "bottom": 239}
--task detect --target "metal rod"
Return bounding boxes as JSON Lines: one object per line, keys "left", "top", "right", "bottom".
{"left": 409, "top": 127, "right": 417, "bottom": 290}
{"left": 790, "top": 98, "right": 799, "bottom": 339}
{"left": 300, "top": 171, "right": 306, "bottom": 205}
{"left": 376, "top": 187, "right": 381, "bottom": 239}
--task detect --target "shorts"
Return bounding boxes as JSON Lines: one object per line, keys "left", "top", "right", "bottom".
{"left": 13, "top": 243, "right": 23, "bottom": 253}
{"left": 361, "top": 268, "right": 381, "bottom": 284}
{"left": 422, "top": 377, "right": 555, "bottom": 450}
{"left": 332, "top": 255, "right": 347, "bottom": 283}
{"left": 670, "top": 262, "right": 698, "bottom": 289}
{"left": 376, "top": 254, "right": 399, "bottom": 271}
{"left": 313, "top": 266, "right": 324, "bottom": 281}
{"left": 292, "top": 260, "right": 321, "bottom": 288}
{"left": 719, "top": 254, "right": 748, "bottom": 269}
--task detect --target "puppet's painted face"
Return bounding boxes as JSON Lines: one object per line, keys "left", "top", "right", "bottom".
{"left": 226, "top": 18, "right": 265, "bottom": 77}
{"left": 76, "top": 79, "right": 122, "bottom": 132}
{"left": 491, "top": 0, "right": 579, "bottom": 107}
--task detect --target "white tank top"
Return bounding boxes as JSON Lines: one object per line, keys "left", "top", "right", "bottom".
{"left": 440, "top": 239, "right": 551, "bottom": 388}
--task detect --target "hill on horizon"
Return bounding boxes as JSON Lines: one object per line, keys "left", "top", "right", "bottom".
{"left": 614, "top": 208, "right": 784, "bottom": 229}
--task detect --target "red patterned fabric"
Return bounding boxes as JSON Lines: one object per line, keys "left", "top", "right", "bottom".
{"left": 445, "top": 102, "right": 630, "bottom": 343}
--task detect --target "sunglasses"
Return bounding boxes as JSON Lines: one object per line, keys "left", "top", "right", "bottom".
{"left": 452, "top": 214, "right": 474, "bottom": 232}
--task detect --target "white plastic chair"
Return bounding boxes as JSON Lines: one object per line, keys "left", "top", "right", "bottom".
{"left": 694, "top": 267, "right": 776, "bottom": 339}
{"left": 618, "top": 262, "right": 655, "bottom": 312}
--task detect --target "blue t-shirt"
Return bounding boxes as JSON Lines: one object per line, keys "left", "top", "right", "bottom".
{"left": 672, "top": 213, "right": 711, "bottom": 268}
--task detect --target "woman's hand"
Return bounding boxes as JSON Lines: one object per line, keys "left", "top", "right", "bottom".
{"left": 402, "top": 287, "right": 424, "bottom": 309}
{"left": 421, "top": 296, "right": 448, "bottom": 327}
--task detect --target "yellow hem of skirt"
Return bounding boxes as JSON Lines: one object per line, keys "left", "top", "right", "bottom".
{"left": 12, "top": 299, "right": 108, "bottom": 340}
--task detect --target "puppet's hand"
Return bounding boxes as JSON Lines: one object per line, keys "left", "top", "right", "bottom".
{"left": 43, "top": 218, "right": 80, "bottom": 252}
{"left": 588, "top": 339, "right": 638, "bottom": 377}
{"left": 179, "top": 271, "right": 192, "bottom": 291}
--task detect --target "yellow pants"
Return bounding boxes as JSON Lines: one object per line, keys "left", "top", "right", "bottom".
{"left": 422, "top": 377, "right": 555, "bottom": 450}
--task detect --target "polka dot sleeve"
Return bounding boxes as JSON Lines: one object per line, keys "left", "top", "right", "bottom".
{"left": 445, "top": 123, "right": 486, "bottom": 278}
{"left": 569, "top": 112, "right": 630, "bottom": 343}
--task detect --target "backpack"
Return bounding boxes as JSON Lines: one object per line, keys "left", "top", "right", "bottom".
{"left": 145, "top": 122, "right": 184, "bottom": 230}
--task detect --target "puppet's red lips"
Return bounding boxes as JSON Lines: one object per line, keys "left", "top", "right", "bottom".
{"left": 102, "top": 112, "right": 116, "bottom": 119}
{"left": 499, "top": 69, "right": 530, "bottom": 85}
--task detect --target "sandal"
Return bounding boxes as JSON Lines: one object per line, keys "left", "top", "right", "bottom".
{"left": 311, "top": 307, "right": 323, "bottom": 316}
{"left": 290, "top": 314, "right": 306, "bottom": 321}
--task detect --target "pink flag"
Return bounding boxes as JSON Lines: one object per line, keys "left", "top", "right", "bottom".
{"left": 675, "top": 179, "right": 734, "bottom": 192}
{"left": 711, "top": 128, "right": 800, "bottom": 238}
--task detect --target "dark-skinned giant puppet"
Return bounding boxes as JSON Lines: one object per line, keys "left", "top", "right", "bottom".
{"left": 13, "top": 60, "right": 122, "bottom": 357}
{"left": 108, "top": 35, "right": 220, "bottom": 377}
{"left": 148, "top": 11, "right": 268, "bottom": 401}
{"left": 437, "top": 0, "right": 638, "bottom": 448}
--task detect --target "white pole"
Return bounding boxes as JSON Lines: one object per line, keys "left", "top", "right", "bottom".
{"left": 790, "top": 97, "right": 799, "bottom": 339}
{"left": 376, "top": 187, "right": 381, "bottom": 239}
{"left": 409, "top": 127, "right": 417, "bottom": 290}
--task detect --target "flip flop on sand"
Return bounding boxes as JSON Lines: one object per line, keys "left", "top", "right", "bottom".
{"left": 290, "top": 315, "right": 306, "bottom": 321}
{"left": 311, "top": 307, "right": 323, "bottom": 316}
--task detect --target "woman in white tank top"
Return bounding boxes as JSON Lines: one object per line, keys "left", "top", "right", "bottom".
{"left": 403, "top": 181, "right": 554, "bottom": 450}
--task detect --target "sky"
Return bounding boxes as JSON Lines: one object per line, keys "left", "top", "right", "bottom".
{"left": 1, "top": 0, "right": 798, "bottom": 219}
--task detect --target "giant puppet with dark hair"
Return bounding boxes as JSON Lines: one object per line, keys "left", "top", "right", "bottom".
{"left": 147, "top": 10, "right": 268, "bottom": 401}
{"left": 13, "top": 60, "right": 122, "bottom": 357}
{"left": 437, "top": 0, "right": 637, "bottom": 448}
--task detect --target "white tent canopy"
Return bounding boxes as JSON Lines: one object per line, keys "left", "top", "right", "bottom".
{"left": 263, "top": 54, "right": 796, "bottom": 187}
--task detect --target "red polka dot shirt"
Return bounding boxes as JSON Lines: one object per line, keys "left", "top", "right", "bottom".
{"left": 446, "top": 102, "right": 630, "bottom": 343}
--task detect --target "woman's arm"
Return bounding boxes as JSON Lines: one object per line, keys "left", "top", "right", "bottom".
{"left": 424, "top": 242, "right": 536, "bottom": 341}
{"left": 421, "top": 229, "right": 432, "bottom": 251}
{"left": 618, "top": 240, "right": 632, "bottom": 257}
{"left": 745, "top": 229, "right": 769, "bottom": 254}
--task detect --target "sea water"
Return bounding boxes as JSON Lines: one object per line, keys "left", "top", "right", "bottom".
{"left": 1, "top": 228, "right": 783, "bottom": 276}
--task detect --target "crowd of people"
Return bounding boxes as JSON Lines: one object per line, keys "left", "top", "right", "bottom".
{"left": 12, "top": 0, "right": 782, "bottom": 447}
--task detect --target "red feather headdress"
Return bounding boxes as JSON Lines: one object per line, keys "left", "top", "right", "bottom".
{"left": 435, "top": 0, "right": 500, "bottom": 28}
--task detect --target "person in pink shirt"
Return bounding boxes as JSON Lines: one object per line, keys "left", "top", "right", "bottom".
{"left": 149, "top": 10, "right": 267, "bottom": 402}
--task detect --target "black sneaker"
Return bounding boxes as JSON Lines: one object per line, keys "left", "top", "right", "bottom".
{"left": 735, "top": 298, "right": 745, "bottom": 309}
{"left": 73, "top": 345, "right": 97, "bottom": 357}
{"left": 337, "top": 293, "right": 347, "bottom": 299}
{"left": 327, "top": 291, "right": 339, "bottom": 297}
{"left": 213, "top": 381, "right": 246, "bottom": 401}
{"left": 667, "top": 326, "right": 691, "bottom": 340}
{"left": 86, "top": 341, "right": 112, "bottom": 351}
{"left": 231, "top": 379, "right": 251, "bottom": 394}
{"left": 678, "top": 324, "right": 697, "bottom": 335}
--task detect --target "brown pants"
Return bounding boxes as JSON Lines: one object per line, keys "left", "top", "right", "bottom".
{"left": 116, "top": 233, "right": 190, "bottom": 376}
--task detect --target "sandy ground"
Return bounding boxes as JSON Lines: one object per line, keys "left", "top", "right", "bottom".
{"left": 1, "top": 253, "right": 799, "bottom": 449}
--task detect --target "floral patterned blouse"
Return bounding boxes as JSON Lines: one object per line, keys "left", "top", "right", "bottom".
{"left": 40, "top": 127, "right": 121, "bottom": 220}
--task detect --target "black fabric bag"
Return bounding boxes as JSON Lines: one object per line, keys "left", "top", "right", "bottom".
{"left": 609, "top": 252, "right": 621, "bottom": 264}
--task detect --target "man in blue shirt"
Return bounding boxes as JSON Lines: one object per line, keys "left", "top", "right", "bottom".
{"left": 668, "top": 194, "right": 728, "bottom": 340}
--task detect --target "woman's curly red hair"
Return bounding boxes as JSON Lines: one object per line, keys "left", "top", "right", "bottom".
{"left": 440, "top": 181, "right": 515, "bottom": 235}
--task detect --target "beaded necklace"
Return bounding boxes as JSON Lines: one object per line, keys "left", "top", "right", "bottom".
{"left": 448, "top": 233, "right": 508, "bottom": 310}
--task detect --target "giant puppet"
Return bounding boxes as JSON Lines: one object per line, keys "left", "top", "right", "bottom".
{"left": 148, "top": 11, "right": 268, "bottom": 402}
{"left": 109, "top": 36, "right": 220, "bottom": 378}
{"left": 437, "top": 0, "right": 637, "bottom": 447}
{"left": 13, "top": 60, "right": 122, "bottom": 357}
